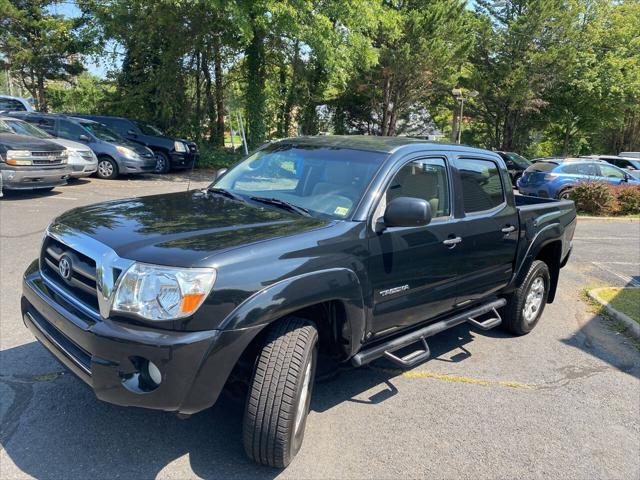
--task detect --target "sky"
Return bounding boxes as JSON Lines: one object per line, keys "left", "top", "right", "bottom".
{"left": 51, "top": 1, "right": 111, "bottom": 78}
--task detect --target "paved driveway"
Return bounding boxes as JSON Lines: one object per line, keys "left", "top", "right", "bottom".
{"left": 1, "top": 176, "right": 638, "bottom": 479}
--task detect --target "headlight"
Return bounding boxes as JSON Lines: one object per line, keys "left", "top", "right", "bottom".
{"left": 5, "top": 150, "right": 32, "bottom": 165}
{"left": 174, "top": 141, "right": 187, "bottom": 153}
{"left": 112, "top": 263, "right": 217, "bottom": 320}
{"left": 116, "top": 145, "right": 140, "bottom": 160}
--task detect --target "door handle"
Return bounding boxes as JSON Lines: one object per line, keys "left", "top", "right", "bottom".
{"left": 443, "top": 236, "right": 462, "bottom": 247}
{"left": 501, "top": 225, "right": 516, "bottom": 234}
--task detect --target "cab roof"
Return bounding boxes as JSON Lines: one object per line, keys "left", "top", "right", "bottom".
{"left": 277, "top": 135, "right": 497, "bottom": 156}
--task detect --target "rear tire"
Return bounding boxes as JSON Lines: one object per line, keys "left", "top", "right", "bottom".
{"left": 502, "top": 260, "right": 550, "bottom": 335}
{"left": 558, "top": 188, "right": 572, "bottom": 200}
{"left": 243, "top": 317, "right": 318, "bottom": 468}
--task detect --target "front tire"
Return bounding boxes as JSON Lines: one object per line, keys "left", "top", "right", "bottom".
{"left": 243, "top": 317, "right": 318, "bottom": 468}
{"left": 153, "top": 151, "right": 170, "bottom": 173}
{"left": 96, "top": 157, "right": 118, "bottom": 179}
{"left": 502, "top": 260, "right": 550, "bottom": 335}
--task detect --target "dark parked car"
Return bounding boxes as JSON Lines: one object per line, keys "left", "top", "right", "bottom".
{"left": 0, "top": 122, "right": 70, "bottom": 194}
{"left": 73, "top": 115, "right": 198, "bottom": 173}
{"left": 495, "top": 151, "right": 532, "bottom": 186}
{"left": 22, "top": 136, "right": 575, "bottom": 467}
{"left": 8, "top": 112, "right": 156, "bottom": 179}
{"left": 518, "top": 159, "right": 640, "bottom": 199}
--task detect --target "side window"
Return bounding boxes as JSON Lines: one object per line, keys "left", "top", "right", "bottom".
{"left": 58, "top": 120, "right": 88, "bottom": 140}
{"left": 599, "top": 164, "right": 625, "bottom": 179}
{"left": 0, "top": 98, "right": 26, "bottom": 111}
{"left": 36, "top": 117, "right": 55, "bottom": 134}
{"left": 458, "top": 158, "right": 504, "bottom": 213}
{"left": 561, "top": 164, "right": 580, "bottom": 174}
{"left": 386, "top": 158, "right": 450, "bottom": 218}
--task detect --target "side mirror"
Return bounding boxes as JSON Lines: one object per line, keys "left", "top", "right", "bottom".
{"left": 215, "top": 168, "right": 228, "bottom": 179}
{"left": 379, "top": 197, "right": 432, "bottom": 231}
{"left": 127, "top": 129, "right": 137, "bottom": 137}
{"left": 78, "top": 134, "right": 90, "bottom": 142}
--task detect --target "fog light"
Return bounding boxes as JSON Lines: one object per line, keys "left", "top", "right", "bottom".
{"left": 146, "top": 361, "right": 162, "bottom": 385}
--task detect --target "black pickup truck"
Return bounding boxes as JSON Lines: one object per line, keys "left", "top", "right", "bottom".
{"left": 21, "top": 136, "right": 576, "bottom": 468}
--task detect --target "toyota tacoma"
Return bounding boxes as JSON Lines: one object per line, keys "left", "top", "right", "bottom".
{"left": 22, "top": 136, "right": 576, "bottom": 467}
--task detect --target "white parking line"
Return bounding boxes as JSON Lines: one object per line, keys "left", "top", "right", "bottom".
{"left": 592, "top": 262, "right": 640, "bottom": 286}
{"left": 574, "top": 237, "right": 636, "bottom": 240}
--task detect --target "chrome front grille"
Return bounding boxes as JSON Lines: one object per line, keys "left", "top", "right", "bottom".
{"left": 41, "top": 236, "right": 99, "bottom": 310}
{"left": 39, "top": 225, "right": 135, "bottom": 319}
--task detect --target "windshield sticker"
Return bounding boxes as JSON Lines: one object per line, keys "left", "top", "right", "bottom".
{"left": 334, "top": 206, "right": 349, "bottom": 216}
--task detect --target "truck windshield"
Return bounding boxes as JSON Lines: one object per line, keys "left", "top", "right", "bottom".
{"left": 213, "top": 144, "right": 386, "bottom": 219}
{"left": 3, "top": 119, "right": 52, "bottom": 139}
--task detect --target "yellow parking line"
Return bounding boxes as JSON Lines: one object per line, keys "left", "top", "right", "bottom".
{"left": 372, "top": 367, "right": 533, "bottom": 389}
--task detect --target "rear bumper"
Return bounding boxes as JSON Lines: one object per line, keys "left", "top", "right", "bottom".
{"left": 22, "top": 260, "right": 261, "bottom": 414}
{"left": 0, "top": 166, "right": 70, "bottom": 190}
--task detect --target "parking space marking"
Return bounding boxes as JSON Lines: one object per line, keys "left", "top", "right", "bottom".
{"left": 573, "top": 237, "right": 635, "bottom": 241}
{"left": 371, "top": 367, "right": 533, "bottom": 389}
{"left": 592, "top": 262, "right": 640, "bottom": 286}
{"left": 52, "top": 196, "right": 78, "bottom": 201}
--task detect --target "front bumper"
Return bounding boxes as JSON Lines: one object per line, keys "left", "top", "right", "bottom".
{"left": 0, "top": 166, "right": 71, "bottom": 190}
{"left": 22, "top": 260, "right": 261, "bottom": 414}
{"left": 69, "top": 163, "right": 98, "bottom": 178}
{"left": 118, "top": 155, "right": 156, "bottom": 174}
{"left": 170, "top": 152, "right": 198, "bottom": 170}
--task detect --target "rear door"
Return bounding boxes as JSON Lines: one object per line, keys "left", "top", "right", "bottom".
{"left": 452, "top": 156, "right": 519, "bottom": 306}
{"left": 367, "top": 156, "right": 462, "bottom": 336}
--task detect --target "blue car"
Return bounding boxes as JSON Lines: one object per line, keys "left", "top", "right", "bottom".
{"left": 517, "top": 160, "right": 640, "bottom": 199}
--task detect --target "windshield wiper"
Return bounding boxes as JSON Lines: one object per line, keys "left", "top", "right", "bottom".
{"left": 249, "top": 196, "right": 311, "bottom": 217}
{"left": 208, "top": 187, "right": 244, "bottom": 201}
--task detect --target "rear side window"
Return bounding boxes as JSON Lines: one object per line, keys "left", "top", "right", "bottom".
{"left": 0, "top": 98, "right": 26, "bottom": 111}
{"left": 58, "top": 120, "right": 88, "bottom": 140}
{"left": 526, "top": 162, "right": 557, "bottom": 172}
{"left": 458, "top": 158, "right": 504, "bottom": 213}
{"left": 561, "top": 163, "right": 599, "bottom": 176}
{"left": 34, "top": 117, "right": 55, "bottom": 134}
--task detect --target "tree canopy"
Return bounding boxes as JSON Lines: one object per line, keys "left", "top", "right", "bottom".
{"left": 1, "top": 0, "right": 638, "bottom": 155}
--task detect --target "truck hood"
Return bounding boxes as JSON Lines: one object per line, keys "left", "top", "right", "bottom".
{"left": 0, "top": 132, "right": 63, "bottom": 151}
{"left": 47, "top": 137, "right": 90, "bottom": 152}
{"left": 53, "top": 190, "right": 330, "bottom": 266}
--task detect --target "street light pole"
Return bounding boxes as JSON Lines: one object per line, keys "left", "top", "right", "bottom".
{"left": 457, "top": 97, "right": 465, "bottom": 144}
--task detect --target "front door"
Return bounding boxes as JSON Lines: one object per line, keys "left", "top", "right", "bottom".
{"left": 367, "top": 157, "right": 462, "bottom": 337}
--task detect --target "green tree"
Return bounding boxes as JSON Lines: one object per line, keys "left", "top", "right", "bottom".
{"left": 1, "top": 0, "right": 86, "bottom": 111}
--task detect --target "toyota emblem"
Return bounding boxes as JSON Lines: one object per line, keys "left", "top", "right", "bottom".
{"left": 58, "top": 256, "right": 72, "bottom": 281}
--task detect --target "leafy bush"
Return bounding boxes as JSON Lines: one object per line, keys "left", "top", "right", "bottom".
{"left": 611, "top": 184, "right": 640, "bottom": 215}
{"left": 568, "top": 182, "right": 615, "bottom": 215}
{"left": 196, "top": 145, "right": 243, "bottom": 170}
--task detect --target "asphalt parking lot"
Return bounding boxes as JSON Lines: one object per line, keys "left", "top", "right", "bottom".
{"left": 1, "top": 175, "right": 639, "bottom": 479}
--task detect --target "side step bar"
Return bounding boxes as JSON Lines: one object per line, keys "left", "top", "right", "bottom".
{"left": 351, "top": 298, "right": 507, "bottom": 368}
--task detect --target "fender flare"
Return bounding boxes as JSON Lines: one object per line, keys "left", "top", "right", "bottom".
{"left": 219, "top": 267, "right": 367, "bottom": 356}
{"left": 510, "top": 222, "right": 564, "bottom": 301}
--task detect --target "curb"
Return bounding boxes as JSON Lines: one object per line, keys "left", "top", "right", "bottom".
{"left": 578, "top": 216, "right": 640, "bottom": 222}
{"left": 587, "top": 288, "right": 640, "bottom": 340}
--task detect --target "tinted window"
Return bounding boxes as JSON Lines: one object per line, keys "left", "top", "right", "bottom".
{"left": 35, "top": 117, "right": 55, "bottom": 134}
{"left": 526, "top": 162, "right": 557, "bottom": 172}
{"left": 135, "top": 122, "right": 163, "bottom": 136}
{"left": 79, "top": 121, "right": 123, "bottom": 142}
{"left": 502, "top": 152, "right": 531, "bottom": 168}
{"left": 458, "top": 158, "right": 504, "bottom": 213}
{"left": 0, "top": 98, "right": 27, "bottom": 111}
{"left": 386, "top": 159, "right": 450, "bottom": 218}
{"left": 58, "top": 120, "right": 88, "bottom": 140}
{"left": 599, "top": 164, "right": 625, "bottom": 179}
